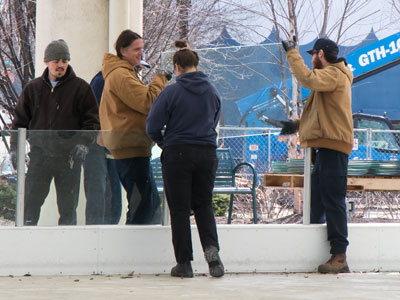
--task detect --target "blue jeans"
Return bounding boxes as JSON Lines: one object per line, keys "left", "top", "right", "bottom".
{"left": 106, "top": 158, "right": 123, "bottom": 224}
{"left": 115, "top": 157, "right": 160, "bottom": 224}
{"left": 311, "top": 148, "right": 349, "bottom": 254}
{"left": 84, "top": 143, "right": 122, "bottom": 224}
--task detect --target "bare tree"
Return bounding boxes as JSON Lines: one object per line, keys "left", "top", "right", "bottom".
{"left": 142, "top": 0, "right": 252, "bottom": 83}
{"left": 328, "top": 0, "right": 379, "bottom": 44}
{"left": 143, "top": 0, "right": 381, "bottom": 128}
{"left": 320, "top": 0, "right": 330, "bottom": 38}
{"left": 176, "top": 0, "right": 191, "bottom": 39}
{"left": 0, "top": 0, "right": 35, "bottom": 125}
{"left": 218, "top": 0, "right": 381, "bottom": 115}
{"left": 392, "top": 0, "right": 400, "bottom": 15}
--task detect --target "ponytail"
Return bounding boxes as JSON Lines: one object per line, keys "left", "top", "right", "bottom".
{"left": 172, "top": 40, "right": 199, "bottom": 70}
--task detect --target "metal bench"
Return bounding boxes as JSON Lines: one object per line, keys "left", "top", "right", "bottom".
{"left": 151, "top": 148, "right": 258, "bottom": 224}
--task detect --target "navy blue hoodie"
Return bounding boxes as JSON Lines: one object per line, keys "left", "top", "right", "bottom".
{"left": 146, "top": 71, "right": 221, "bottom": 148}
{"left": 89, "top": 71, "right": 104, "bottom": 104}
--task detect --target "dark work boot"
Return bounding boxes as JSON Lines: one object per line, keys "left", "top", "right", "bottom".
{"left": 318, "top": 253, "right": 350, "bottom": 274}
{"left": 170, "top": 262, "right": 193, "bottom": 278}
{"left": 204, "top": 246, "right": 224, "bottom": 278}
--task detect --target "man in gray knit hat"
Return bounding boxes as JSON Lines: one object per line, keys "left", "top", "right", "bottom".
{"left": 44, "top": 39, "right": 70, "bottom": 61}
{"left": 11, "top": 39, "right": 100, "bottom": 226}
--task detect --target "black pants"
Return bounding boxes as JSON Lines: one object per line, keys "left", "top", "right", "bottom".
{"left": 84, "top": 143, "right": 107, "bottom": 224}
{"left": 311, "top": 148, "right": 349, "bottom": 254}
{"left": 161, "top": 145, "right": 220, "bottom": 263}
{"left": 24, "top": 148, "right": 81, "bottom": 225}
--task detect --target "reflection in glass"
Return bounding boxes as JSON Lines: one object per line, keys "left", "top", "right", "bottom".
{"left": 7, "top": 130, "right": 162, "bottom": 226}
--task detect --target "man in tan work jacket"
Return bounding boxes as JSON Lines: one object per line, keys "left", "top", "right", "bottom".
{"left": 100, "top": 30, "right": 170, "bottom": 224}
{"left": 280, "top": 37, "right": 354, "bottom": 274}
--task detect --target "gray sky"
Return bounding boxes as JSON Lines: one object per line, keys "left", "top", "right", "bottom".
{"left": 227, "top": 0, "right": 398, "bottom": 45}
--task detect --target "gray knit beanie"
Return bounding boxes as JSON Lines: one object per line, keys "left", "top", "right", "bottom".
{"left": 44, "top": 39, "right": 70, "bottom": 62}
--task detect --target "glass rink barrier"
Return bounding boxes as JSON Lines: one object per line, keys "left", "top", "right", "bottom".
{"left": 4, "top": 129, "right": 164, "bottom": 227}
{"left": 159, "top": 44, "right": 400, "bottom": 224}
{"left": 3, "top": 127, "right": 400, "bottom": 226}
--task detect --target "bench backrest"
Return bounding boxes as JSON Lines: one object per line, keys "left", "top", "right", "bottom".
{"left": 151, "top": 157, "right": 164, "bottom": 189}
{"left": 215, "top": 148, "right": 235, "bottom": 187}
{"left": 150, "top": 148, "right": 235, "bottom": 189}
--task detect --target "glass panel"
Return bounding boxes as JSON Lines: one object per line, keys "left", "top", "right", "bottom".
{"left": 9, "top": 130, "right": 162, "bottom": 226}
{"left": 161, "top": 45, "right": 301, "bottom": 224}
{"left": 161, "top": 44, "right": 301, "bottom": 173}
{"left": 161, "top": 43, "right": 305, "bottom": 128}
{"left": 161, "top": 45, "right": 400, "bottom": 224}
{"left": 0, "top": 130, "right": 16, "bottom": 226}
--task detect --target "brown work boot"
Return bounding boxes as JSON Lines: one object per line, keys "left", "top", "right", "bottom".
{"left": 318, "top": 253, "right": 350, "bottom": 274}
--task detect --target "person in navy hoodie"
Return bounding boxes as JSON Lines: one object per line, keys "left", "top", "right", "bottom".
{"left": 146, "top": 40, "right": 224, "bottom": 278}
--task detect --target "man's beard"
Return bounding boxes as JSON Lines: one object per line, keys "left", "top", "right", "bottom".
{"left": 313, "top": 56, "right": 323, "bottom": 70}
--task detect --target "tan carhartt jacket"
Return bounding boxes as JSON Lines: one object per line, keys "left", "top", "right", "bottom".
{"left": 100, "top": 53, "right": 167, "bottom": 159}
{"left": 287, "top": 49, "right": 354, "bottom": 156}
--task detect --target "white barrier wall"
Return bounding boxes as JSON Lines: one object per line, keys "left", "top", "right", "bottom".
{"left": 1, "top": 224, "right": 400, "bottom": 276}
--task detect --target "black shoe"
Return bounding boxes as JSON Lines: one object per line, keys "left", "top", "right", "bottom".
{"left": 170, "top": 262, "right": 193, "bottom": 278}
{"left": 204, "top": 246, "right": 224, "bottom": 277}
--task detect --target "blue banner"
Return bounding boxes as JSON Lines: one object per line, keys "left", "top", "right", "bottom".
{"left": 347, "top": 32, "right": 400, "bottom": 78}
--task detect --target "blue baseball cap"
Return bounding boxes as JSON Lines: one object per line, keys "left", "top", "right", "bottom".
{"left": 140, "top": 52, "right": 151, "bottom": 68}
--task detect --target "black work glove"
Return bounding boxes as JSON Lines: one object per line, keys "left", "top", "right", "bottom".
{"left": 281, "top": 36, "right": 297, "bottom": 52}
{"left": 10, "top": 149, "right": 30, "bottom": 170}
{"left": 311, "top": 147, "right": 316, "bottom": 165}
{"left": 69, "top": 144, "right": 89, "bottom": 168}
{"left": 280, "top": 120, "right": 297, "bottom": 135}
{"left": 157, "top": 70, "right": 173, "bottom": 81}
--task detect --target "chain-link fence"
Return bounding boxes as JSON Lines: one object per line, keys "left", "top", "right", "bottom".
{"left": 217, "top": 127, "right": 400, "bottom": 223}
{"left": 218, "top": 127, "right": 294, "bottom": 174}
{"left": 218, "top": 127, "right": 400, "bottom": 172}
{"left": 2, "top": 127, "right": 400, "bottom": 225}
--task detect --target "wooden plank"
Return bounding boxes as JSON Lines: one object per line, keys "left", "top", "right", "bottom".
{"left": 264, "top": 174, "right": 304, "bottom": 188}
{"left": 347, "top": 176, "right": 400, "bottom": 191}
{"left": 263, "top": 174, "right": 400, "bottom": 191}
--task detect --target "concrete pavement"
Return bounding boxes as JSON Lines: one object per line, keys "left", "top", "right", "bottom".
{"left": 0, "top": 272, "right": 399, "bottom": 300}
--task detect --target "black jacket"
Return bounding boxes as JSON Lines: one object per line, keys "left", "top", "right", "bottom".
{"left": 11, "top": 66, "right": 100, "bottom": 155}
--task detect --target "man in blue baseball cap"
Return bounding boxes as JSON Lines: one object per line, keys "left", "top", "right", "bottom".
{"left": 280, "top": 36, "right": 354, "bottom": 274}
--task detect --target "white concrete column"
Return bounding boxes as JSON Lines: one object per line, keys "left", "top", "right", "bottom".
{"left": 108, "top": 0, "right": 143, "bottom": 53}
{"left": 129, "top": 0, "right": 143, "bottom": 35}
{"left": 35, "top": 0, "right": 109, "bottom": 82}
{"left": 108, "top": 0, "right": 129, "bottom": 53}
